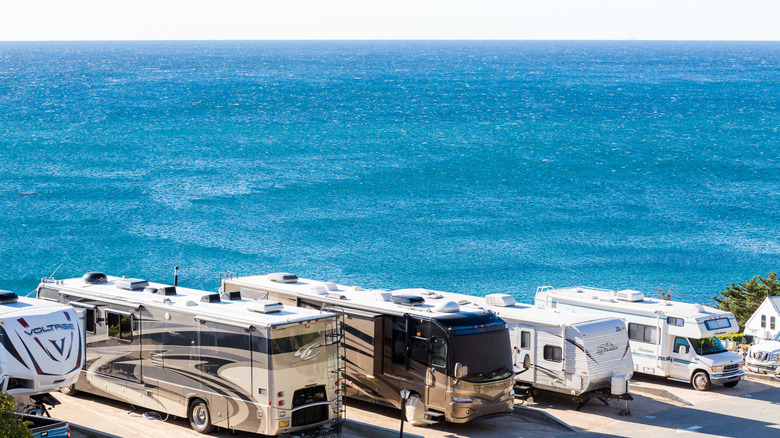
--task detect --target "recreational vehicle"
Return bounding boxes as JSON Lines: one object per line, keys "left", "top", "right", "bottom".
{"left": 0, "top": 290, "right": 82, "bottom": 410}
{"left": 221, "top": 273, "right": 515, "bottom": 426}
{"left": 429, "top": 291, "right": 633, "bottom": 402}
{"left": 36, "top": 273, "right": 342, "bottom": 436}
{"left": 535, "top": 286, "right": 744, "bottom": 391}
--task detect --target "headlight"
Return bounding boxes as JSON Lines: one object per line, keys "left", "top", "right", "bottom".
{"left": 452, "top": 396, "right": 474, "bottom": 403}
{"left": 771, "top": 354, "right": 780, "bottom": 361}
{"left": 711, "top": 366, "right": 720, "bottom": 372}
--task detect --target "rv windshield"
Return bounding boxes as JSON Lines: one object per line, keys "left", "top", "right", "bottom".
{"left": 689, "top": 337, "right": 728, "bottom": 356}
{"left": 450, "top": 330, "right": 512, "bottom": 383}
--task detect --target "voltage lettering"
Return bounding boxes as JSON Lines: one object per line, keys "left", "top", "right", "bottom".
{"left": 24, "top": 323, "right": 75, "bottom": 336}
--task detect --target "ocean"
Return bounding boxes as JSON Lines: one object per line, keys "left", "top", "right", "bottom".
{"left": 1, "top": 40, "right": 778, "bottom": 305}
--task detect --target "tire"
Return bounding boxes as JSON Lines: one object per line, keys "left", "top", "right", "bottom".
{"left": 723, "top": 381, "right": 739, "bottom": 388}
{"left": 691, "top": 371, "right": 711, "bottom": 391}
{"left": 60, "top": 385, "right": 77, "bottom": 396}
{"left": 404, "top": 393, "right": 428, "bottom": 426}
{"left": 188, "top": 398, "right": 215, "bottom": 434}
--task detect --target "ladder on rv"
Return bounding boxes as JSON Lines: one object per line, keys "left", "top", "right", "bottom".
{"left": 326, "top": 311, "right": 347, "bottom": 436}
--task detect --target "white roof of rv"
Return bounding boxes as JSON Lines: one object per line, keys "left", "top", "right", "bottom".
{"left": 538, "top": 286, "right": 734, "bottom": 320}
{"left": 0, "top": 295, "right": 75, "bottom": 318}
{"left": 47, "top": 276, "right": 336, "bottom": 327}
{"left": 227, "top": 275, "right": 496, "bottom": 318}
{"left": 429, "top": 290, "right": 624, "bottom": 326}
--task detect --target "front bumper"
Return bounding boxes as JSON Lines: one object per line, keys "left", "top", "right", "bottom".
{"left": 448, "top": 396, "right": 514, "bottom": 423}
{"left": 746, "top": 361, "right": 779, "bottom": 373}
{"left": 710, "top": 369, "right": 745, "bottom": 385}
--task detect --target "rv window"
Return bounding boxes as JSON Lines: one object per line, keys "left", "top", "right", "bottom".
{"left": 628, "top": 323, "right": 657, "bottom": 344}
{"left": 673, "top": 337, "right": 690, "bottom": 354}
{"left": 410, "top": 337, "right": 428, "bottom": 363}
{"left": 762, "top": 315, "right": 767, "bottom": 328}
{"left": 431, "top": 339, "right": 446, "bottom": 368}
{"left": 391, "top": 329, "right": 406, "bottom": 364}
{"left": 85, "top": 308, "right": 96, "bottom": 334}
{"left": 107, "top": 312, "right": 133, "bottom": 341}
{"left": 703, "top": 318, "right": 731, "bottom": 331}
{"left": 543, "top": 345, "right": 562, "bottom": 362}
{"left": 270, "top": 332, "right": 321, "bottom": 354}
{"left": 667, "top": 317, "right": 684, "bottom": 327}
{"left": 520, "top": 331, "right": 531, "bottom": 350}
{"left": 772, "top": 317, "right": 776, "bottom": 330}
{"left": 37, "top": 286, "right": 60, "bottom": 302}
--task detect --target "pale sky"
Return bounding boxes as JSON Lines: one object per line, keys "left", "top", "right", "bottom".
{"left": 1, "top": 0, "right": 778, "bottom": 41}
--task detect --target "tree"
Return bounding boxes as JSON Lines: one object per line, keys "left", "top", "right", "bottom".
{"left": 712, "top": 271, "right": 780, "bottom": 331}
{"left": 0, "top": 393, "right": 33, "bottom": 438}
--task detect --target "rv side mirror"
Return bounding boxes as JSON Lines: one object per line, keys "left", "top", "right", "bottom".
{"left": 454, "top": 362, "right": 468, "bottom": 380}
{"left": 678, "top": 345, "right": 687, "bottom": 355}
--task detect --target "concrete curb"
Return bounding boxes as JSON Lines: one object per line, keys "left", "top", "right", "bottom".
{"left": 744, "top": 371, "right": 780, "bottom": 383}
{"left": 513, "top": 406, "right": 579, "bottom": 433}
{"left": 343, "top": 419, "right": 425, "bottom": 438}
{"left": 628, "top": 386, "right": 693, "bottom": 406}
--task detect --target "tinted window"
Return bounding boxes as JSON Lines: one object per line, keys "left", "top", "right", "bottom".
{"left": 543, "top": 345, "right": 562, "bottom": 362}
{"left": 628, "top": 323, "right": 657, "bottom": 344}
{"left": 107, "top": 312, "right": 132, "bottom": 341}
{"left": 667, "top": 317, "right": 684, "bottom": 327}
{"left": 84, "top": 308, "right": 96, "bottom": 334}
{"left": 673, "top": 337, "right": 690, "bottom": 354}
{"left": 704, "top": 318, "right": 731, "bottom": 330}
{"left": 520, "top": 331, "right": 531, "bottom": 349}
{"left": 431, "top": 339, "right": 446, "bottom": 368}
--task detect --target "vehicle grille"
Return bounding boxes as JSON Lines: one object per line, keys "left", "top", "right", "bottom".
{"left": 292, "top": 404, "right": 328, "bottom": 427}
{"left": 724, "top": 363, "right": 740, "bottom": 372}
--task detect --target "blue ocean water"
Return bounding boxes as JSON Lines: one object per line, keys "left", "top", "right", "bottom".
{"left": 1, "top": 41, "right": 779, "bottom": 305}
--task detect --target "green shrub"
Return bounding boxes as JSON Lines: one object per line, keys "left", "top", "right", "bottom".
{"left": 0, "top": 393, "right": 33, "bottom": 438}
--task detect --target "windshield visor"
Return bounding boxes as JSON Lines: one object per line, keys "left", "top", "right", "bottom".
{"left": 450, "top": 330, "right": 512, "bottom": 383}
{"left": 689, "top": 336, "right": 727, "bottom": 355}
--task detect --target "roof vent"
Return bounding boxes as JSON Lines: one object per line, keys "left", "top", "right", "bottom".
{"left": 391, "top": 294, "right": 425, "bottom": 306}
{"left": 115, "top": 278, "right": 149, "bottom": 291}
{"left": 327, "top": 293, "right": 346, "bottom": 300}
{"left": 0, "top": 291, "right": 19, "bottom": 304}
{"left": 248, "top": 299, "right": 284, "bottom": 314}
{"left": 309, "top": 285, "right": 329, "bottom": 295}
{"left": 616, "top": 290, "right": 644, "bottom": 302}
{"left": 268, "top": 273, "right": 298, "bottom": 284}
{"left": 201, "top": 293, "right": 221, "bottom": 303}
{"left": 323, "top": 282, "right": 338, "bottom": 291}
{"left": 83, "top": 272, "right": 108, "bottom": 285}
{"left": 222, "top": 291, "right": 241, "bottom": 301}
{"left": 486, "top": 294, "right": 516, "bottom": 307}
{"left": 433, "top": 300, "right": 460, "bottom": 313}
{"left": 157, "top": 286, "right": 176, "bottom": 296}
{"left": 374, "top": 291, "right": 392, "bottom": 302}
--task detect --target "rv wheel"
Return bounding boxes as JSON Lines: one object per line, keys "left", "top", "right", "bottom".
{"left": 691, "top": 371, "right": 711, "bottom": 391}
{"left": 404, "top": 393, "right": 428, "bottom": 426}
{"left": 60, "top": 385, "right": 77, "bottom": 396}
{"left": 188, "top": 398, "right": 215, "bottom": 434}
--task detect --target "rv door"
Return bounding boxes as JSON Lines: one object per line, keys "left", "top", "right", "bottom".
{"left": 514, "top": 327, "right": 535, "bottom": 384}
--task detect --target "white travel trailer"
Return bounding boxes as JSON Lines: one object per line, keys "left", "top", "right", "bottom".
{"left": 428, "top": 291, "right": 633, "bottom": 403}
{"left": 221, "top": 273, "right": 516, "bottom": 426}
{"left": 0, "top": 290, "right": 82, "bottom": 408}
{"left": 36, "top": 273, "right": 342, "bottom": 436}
{"left": 535, "top": 286, "right": 744, "bottom": 391}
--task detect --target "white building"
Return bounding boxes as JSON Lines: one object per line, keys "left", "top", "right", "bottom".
{"left": 744, "top": 296, "right": 780, "bottom": 341}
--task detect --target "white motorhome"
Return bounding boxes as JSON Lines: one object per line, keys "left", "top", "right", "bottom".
{"left": 36, "top": 273, "right": 342, "bottom": 436}
{"left": 0, "top": 290, "right": 82, "bottom": 408}
{"left": 221, "top": 273, "right": 516, "bottom": 426}
{"left": 535, "top": 286, "right": 744, "bottom": 391}
{"left": 429, "top": 290, "right": 633, "bottom": 402}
